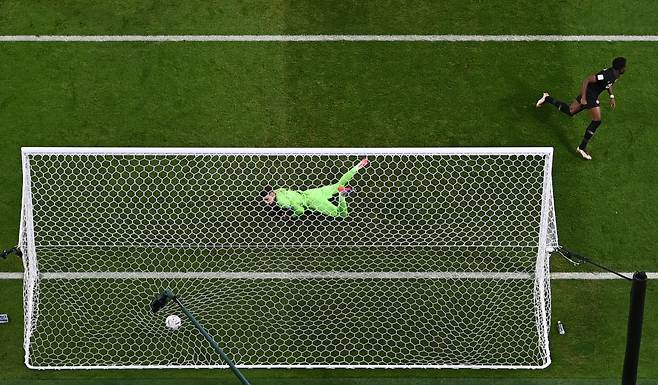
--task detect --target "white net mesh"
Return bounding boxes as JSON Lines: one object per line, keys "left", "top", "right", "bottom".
{"left": 20, "top": 148, "right": 557, "bottom": 369}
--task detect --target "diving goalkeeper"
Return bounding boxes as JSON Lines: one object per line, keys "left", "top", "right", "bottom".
{"left": 262, "top": 158, "right": 369, "bottom": 218}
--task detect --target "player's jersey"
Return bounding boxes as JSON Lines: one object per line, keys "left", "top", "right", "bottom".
{"left": 274, "top": 188, "right": 307, "bottom": 216}
{"left": 587, "top": 68, "right": 618, "bottom": 96}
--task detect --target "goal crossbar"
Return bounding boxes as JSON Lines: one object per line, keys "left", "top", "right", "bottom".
{"left": 22, "top": 146, "right": 553, "bottom": 155}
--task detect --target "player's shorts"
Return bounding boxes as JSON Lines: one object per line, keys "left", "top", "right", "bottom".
{"left": 575, "top": 92, "right": 601, "bottom": 110}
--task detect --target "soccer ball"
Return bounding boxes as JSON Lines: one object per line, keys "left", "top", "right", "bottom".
{"left": 165, "top": 314, "right": 182, "bottom": 330}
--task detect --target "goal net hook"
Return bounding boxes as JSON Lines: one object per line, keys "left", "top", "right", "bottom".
{"left": 0, "top": 246, "right": 22, "bottom": 259}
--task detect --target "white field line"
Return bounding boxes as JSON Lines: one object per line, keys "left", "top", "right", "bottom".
{"left": 0, "top": 273, "right": 23, "bottom": 279}
{"left": 42, "top": 271, "right": 530, "bottom": 280}
{"left": 2, "top": 35, "right": 658, "bottom": 42}
{"left": 0, "top": 272, "right": 656, "bottom": 280}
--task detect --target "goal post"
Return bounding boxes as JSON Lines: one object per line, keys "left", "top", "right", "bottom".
{"left": 19, "top": 147, "right": 558, "bottom": 369}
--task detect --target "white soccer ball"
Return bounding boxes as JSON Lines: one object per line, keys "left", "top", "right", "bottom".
{"left": 165, "top": 314, "right": 182, "bottom": 330}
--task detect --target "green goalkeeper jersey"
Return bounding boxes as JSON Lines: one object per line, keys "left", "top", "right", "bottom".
{"left": 274, "top": 164, "right": 361, "bottom": 218}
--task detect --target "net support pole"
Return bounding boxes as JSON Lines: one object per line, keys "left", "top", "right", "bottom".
{"left": 621, "top": 271, "right": 648, "bottom": 385}
{"left": 172, "top": 297, "right": 252, "bottom": 385}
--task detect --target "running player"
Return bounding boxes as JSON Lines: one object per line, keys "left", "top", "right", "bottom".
{"left": 262, "top": 158, "right": 369, "bottom": 218}
{"left": 536, "top": 57, "right": 627, "bottom": 160}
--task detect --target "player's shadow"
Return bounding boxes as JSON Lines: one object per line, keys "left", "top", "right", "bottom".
{"left": 532, "top": 105, "right": 579, "bottom": 157}
{"left": 508, "top": 78, "right": 580, "bottom": 159}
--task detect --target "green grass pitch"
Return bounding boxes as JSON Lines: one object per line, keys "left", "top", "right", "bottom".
{"left": 1, "top": 1, "right": 657, "bottom": 384}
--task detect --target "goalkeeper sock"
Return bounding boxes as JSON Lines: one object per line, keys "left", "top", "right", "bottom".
{"left": 578, "top": 120, "right": 602, "bottom": 150}
{"left": 545, "top": 96, "right": 573, "bottom": 116}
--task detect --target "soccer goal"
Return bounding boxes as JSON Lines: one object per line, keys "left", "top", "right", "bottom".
{"left": 19, "top": 147, "right": 558, "bottom": 369}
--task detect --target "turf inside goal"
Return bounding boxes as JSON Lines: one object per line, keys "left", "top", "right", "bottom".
{"left": 19, "top": 147, "right": 558, "bottom": 369}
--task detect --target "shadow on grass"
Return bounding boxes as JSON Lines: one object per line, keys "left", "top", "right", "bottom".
{"left": 531, "top": 101, "right": 581, "bottom": 160}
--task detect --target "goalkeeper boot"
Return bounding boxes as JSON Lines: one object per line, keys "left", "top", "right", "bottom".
{"left": 576, "top": 147, "right": 592, "bottom": 160}
{"left": 338, "top": 186, "right": 353, "bottom": 195}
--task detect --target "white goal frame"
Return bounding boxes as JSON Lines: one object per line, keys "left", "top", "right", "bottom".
{"left": 19, "top": 147, "right": 557, "bottom": 370}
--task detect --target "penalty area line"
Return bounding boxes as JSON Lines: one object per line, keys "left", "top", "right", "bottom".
{"left": 2, "top": 35, "right": 658, "bottom": 42}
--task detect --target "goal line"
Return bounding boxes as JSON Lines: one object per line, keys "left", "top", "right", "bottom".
{"left": 42, "top": 271, "right": 533, "bottom": 280}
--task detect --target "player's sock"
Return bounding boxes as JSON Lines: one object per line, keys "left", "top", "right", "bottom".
{"left": 578, "top": 120, "right": 602, "bottom": 150}
{"left": 545, "top": 96, "right": 573, "bottom": 116}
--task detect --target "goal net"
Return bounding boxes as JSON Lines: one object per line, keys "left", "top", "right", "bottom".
{"left": 19, "top": 147, "right": 558, "bottom": 369}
